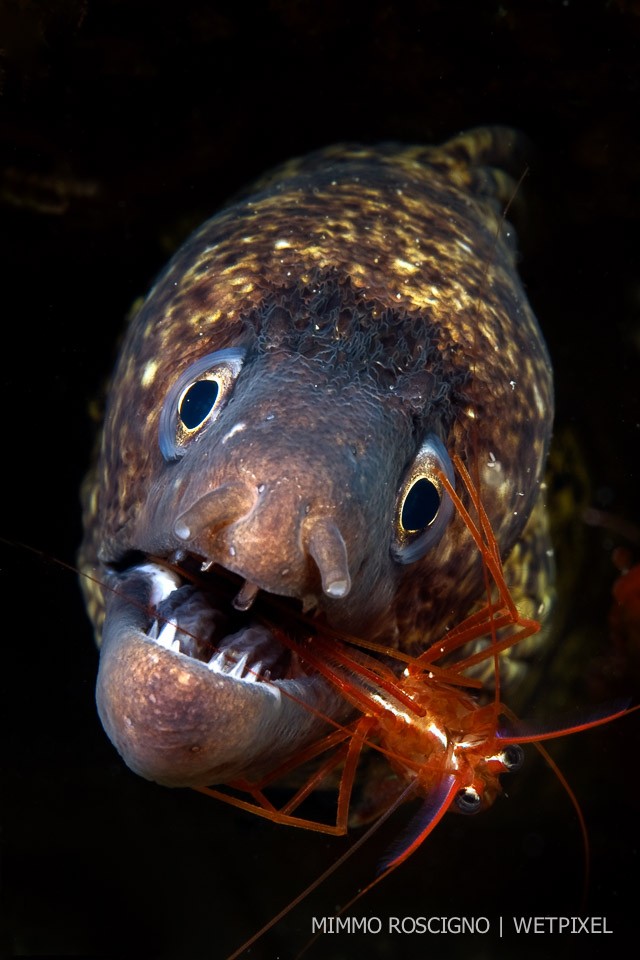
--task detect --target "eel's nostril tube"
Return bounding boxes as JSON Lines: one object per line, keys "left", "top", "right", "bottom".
{"left": 306, "top": 515, "right": 351, "bottom": 598}
{"left": 174, "top": 481, "right": 256, "bottom": 541}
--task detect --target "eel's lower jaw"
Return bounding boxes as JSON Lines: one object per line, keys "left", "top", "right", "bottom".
{"left": 96, "top": 560, "right": 351, "bottom": 788}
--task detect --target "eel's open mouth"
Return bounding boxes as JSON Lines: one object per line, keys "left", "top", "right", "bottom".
{"left": 140, "top": 555, "right": 308, "bottom": 685}
{"left": 95, "top": 550, "right": 354, "bottom": 789}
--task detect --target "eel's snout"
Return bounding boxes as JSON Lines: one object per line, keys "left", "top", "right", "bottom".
{"left": 172, "top": 479, "right": 353, "bottom": 603}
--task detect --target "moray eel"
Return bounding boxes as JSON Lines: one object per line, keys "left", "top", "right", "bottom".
{"left": 79, "top": 127, "right": 554, "bottom": 790}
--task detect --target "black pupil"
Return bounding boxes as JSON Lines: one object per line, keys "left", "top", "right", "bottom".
{"left": 504, "top": 745, "right": 524, "bottom": 770}
{"left": 401, "top": 478, "right": 440, "bottom": 532}
{"left": 179, "top": 379, "right": 219, "bottom": 429}
{"left": 457, "top": 789, "right": 480, "bottom": 813}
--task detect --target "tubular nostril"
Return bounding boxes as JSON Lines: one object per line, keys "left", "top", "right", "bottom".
{"left": 174, "top": 481, "right": 256, "bottom": 541}
{"left": 306, "top": 516, "right": 351, "bottom": 598}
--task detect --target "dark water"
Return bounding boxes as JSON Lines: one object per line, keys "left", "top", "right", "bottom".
{"left": 1, "top": 2, "right": 638, "bottom": 959}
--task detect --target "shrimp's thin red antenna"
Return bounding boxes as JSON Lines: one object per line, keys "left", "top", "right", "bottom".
{"left": 498, "top": 701, "right": 639, "bottom": 907}
{"left": 224, "top": 779, "right": 420, "bottom": 960}
{"left": 294, "top": 775, "right": 460, "bottom": 960}
{"left": 533, "top": 739, "right": 591, "bottom": 906}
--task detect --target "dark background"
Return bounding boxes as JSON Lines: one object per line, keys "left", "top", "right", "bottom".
{"left": 1, "top": 1, "right": 639, "bottom": 958}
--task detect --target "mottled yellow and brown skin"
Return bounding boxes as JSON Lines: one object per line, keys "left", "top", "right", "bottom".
{"left": 80, "top": 127, "right": 554, "bottom": 789}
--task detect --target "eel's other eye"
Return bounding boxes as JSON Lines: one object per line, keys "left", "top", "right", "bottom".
{"left": 400, "top": 477, "right": 441, "bottom": 532}
{"left": 392, "top": 434, "right": 455, "bottom": 564}
{"left": 159, "top": 348, "right": 246, "bottom": 461}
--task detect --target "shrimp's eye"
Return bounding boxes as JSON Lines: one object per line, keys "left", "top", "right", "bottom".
{"left": 392, "top": 434, "right": 455, "bottom": 564}
{"left": 500, "top": 745, "right": 524, "bottom": 772}
{"left": 456, "top": 786, "right": 482, "bottom": 815}
{"left": 159, "top": 348, "right": 246, "bottom": 461}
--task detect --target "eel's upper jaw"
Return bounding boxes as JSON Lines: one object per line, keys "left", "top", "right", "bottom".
{"left": 96, "top": 557, "right": 351, "bottom": 788}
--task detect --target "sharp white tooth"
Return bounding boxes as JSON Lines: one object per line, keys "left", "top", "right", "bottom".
{"left": 170, "top": 638, "right": 181, "bottom": 653}
{"left": 244, "top": 661, "right": 263, "bottom": 683}
{"left": 207, "top": 652, "right": 228, "bottom": 672}
{"left": 200, "top": 559, "right": 214, "bottom": 572}
{"left": 156, "top": 622, "right": 177, "bottom": 649}
{"left": 228, "top": 652, "right": 249, "bottom": 679}
{"left": 148, "top": 620, "right": 159, "bottom": 640}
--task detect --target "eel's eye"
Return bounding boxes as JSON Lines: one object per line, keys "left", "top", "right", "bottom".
{"left": 400, "top": 477, "right": 441, "bottom": 532}
{"left": 392, "top": 434, "right": 455, "bottom": 564}
{"left": 159, "top": 348, "right": 246, "bottom": 461}
{"left": 456, "top": 786, "right": 482, "bottom": 815}
{"left": 179, "top": 379, "right": 220, "bottom": 430}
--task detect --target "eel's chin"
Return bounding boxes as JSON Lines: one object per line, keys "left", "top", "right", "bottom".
{"left": 96, "top": 559, "right": 351, "bottom": 788}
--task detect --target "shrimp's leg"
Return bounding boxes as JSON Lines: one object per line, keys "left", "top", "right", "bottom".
{"left": 196, "top": 716, "right": 375, "bottom": 835}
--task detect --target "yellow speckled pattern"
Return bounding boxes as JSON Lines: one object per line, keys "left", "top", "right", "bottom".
{"left": 80, "top": 127, "right": 553, "bottom": 688}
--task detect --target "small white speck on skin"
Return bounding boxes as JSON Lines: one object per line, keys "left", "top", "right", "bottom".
{"left": 221, "top": 422, "right": 246, "bottom": 444}
{"left": 274, "top": 238, "right": 292, "bottom": 250}
{"left": 509, "top": 379, "right": 517, "bottom": 390}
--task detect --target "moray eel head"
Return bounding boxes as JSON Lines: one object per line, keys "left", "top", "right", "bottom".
{"left": 82, "top": 131, "right": 553, "bottom": 791}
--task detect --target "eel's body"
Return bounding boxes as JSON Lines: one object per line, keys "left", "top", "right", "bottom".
{"left": 79, "top": 127, "right": 554, "bottom": 789}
